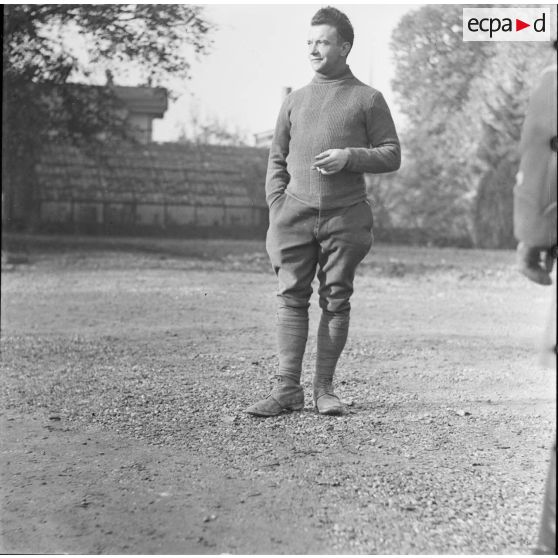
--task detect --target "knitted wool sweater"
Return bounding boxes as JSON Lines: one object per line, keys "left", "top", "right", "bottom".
{"left": 265, "top": 66, "right": 401, "bottom": 210}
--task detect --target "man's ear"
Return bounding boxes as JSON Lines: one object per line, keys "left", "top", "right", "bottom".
{"left": 341, "top": 42, "right": 352, "bottom": 57}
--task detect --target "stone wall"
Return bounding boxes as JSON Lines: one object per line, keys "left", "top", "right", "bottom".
{"left": 35, "top": 142, "right": 269, "bottom": 237}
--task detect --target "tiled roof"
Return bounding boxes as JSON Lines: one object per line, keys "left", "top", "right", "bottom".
{"left": 113, "top": 86, "right": 168, "bottom": 116}
{"left": 41, "top": 82, "right": 168, "bottom": 118}
{"left": 36, "top": 142, "right": 268, "bottom": 208}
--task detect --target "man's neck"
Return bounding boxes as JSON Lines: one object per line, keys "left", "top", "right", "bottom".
{"left": 313, "top": 64, "right": 352, "bottom": 83}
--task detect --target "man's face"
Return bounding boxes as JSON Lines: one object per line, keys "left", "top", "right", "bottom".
{"left": 307, "top": 24, "right": 350, "bottom": 76}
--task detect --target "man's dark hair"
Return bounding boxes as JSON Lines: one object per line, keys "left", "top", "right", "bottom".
{"left": 311, "top": 6, "right": 354, "bottom": 47}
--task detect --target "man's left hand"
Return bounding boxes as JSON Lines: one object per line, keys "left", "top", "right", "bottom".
{"left": 517, "top": 242, "right": 554, "bottom": 286}
{"left": 311, "top": 149, "right": 349, "bottom": 175}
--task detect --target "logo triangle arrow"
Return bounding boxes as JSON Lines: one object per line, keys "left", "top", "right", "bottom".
{"left": 516, "top": 18, "right": 530, "bottom": 31}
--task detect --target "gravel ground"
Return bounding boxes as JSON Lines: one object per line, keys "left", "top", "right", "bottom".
{"left": 0, "top": 235, "right": 556, "bottom": 554}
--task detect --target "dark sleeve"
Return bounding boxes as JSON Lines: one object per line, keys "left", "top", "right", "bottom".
{"left": 345, "top": 91, "right": 401, "bottom": 174}
{"left": 265, "top": 97, "right": 291, "bottom": 208}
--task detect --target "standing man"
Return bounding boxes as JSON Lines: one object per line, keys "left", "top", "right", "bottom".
{"left": 246, "top": 6, "right": 401, "bottom": 417}
{"left": 514, "top": 42, "right": 556, "bottom": 555}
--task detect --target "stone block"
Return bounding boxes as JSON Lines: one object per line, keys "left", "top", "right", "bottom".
{"left": 166, "top": 205, "right": 196, "bottom": 226}
{"left": 40, "top": 201, "right": 73, "bottom": 223}
{"left": 104, "top": 203, "right": 135, "bottom": 225}
{"left": 136, "top": 204, "right": 164, "bottom": 226}
{"left": 224, "top": 206, "right": 254, "bottom": 226}
{"left": 74, "top": 202, "right": 102, "bottom": 224}
{"left": 196, "top": 205, "right": 225, "bottom": 226}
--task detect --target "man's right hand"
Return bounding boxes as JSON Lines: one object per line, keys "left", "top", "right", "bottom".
{"left": 516, "top": 242, "right": 554, "bottom": 285}
{"left": 311, "top": 149, "right": 349, "bottom": 175}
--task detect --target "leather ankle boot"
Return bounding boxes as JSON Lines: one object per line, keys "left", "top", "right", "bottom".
{"left": 313, "top": 383, "right": 346, "bottom": 416}
{"left": 246, "top": 377, "right": 304, "bottom": 417}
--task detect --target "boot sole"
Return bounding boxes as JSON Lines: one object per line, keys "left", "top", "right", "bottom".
{"left": 316, "top": 406, "right": 346, "bottom": 416}
{"left": 313, "top": 399, "right": 347, "bottom": 416}
{"left": 246, "top": 402, "right": 304, "bottom": 417}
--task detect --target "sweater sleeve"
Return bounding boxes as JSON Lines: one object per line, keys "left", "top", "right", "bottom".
{"left": 265, "top": 97, "right": 291, "bottom": 207}
{"left": 345, "top": 91, "right": 401, "bottom": 174}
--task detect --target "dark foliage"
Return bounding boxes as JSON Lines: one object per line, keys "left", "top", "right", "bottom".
{"left": 3, "top": 4, "right": 213, "bottom": 229}
{"left": 389, "top": 5, "right": 554, "bottom": 247}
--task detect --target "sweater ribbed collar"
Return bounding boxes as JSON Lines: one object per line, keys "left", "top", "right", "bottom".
{"left": 312, "top": 65, "right": 354, "bottom": 84}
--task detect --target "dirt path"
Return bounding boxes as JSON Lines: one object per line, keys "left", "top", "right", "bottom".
{"left": 1, "top": 238, "right": 555, "bottom": 554}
